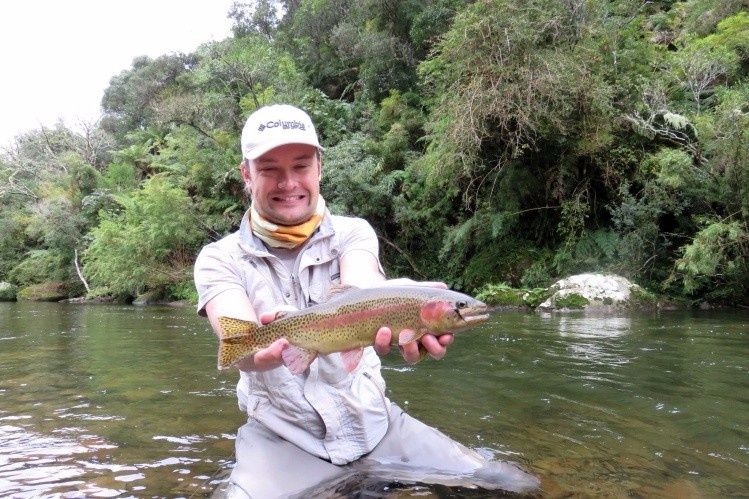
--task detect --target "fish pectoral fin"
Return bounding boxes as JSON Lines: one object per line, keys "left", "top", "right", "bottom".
{"left": 340, "top": 348, "right": 364, "bottom": 372}
{"left": 398, "top": 328, "right": 419, "bottom": 346}
{"left": 282, "top": 345, "right": 318, "bottom": 374}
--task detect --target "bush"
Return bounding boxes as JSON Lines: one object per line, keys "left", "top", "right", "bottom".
{"left": 475, "top": 283, "right": 526, "bottom": 307}
{"left": 8, "top": 250, "right": 68, "bottom": 287}
{"left": 16, "top": 282, "right": 67, "bottom": 301}
{"left": 0, "top": 282, "right": 18, "bottom": 301}
{"left": 83, "top": 176, "right": 204, "bottom": 298}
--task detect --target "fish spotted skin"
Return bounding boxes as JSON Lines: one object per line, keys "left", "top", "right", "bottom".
{"left": 216, "top": 285, "right": 488, "bottom": 373}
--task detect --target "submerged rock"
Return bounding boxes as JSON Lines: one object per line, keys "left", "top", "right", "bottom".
{"left": 538, "top": 273, "right": 656, "bottom": 312}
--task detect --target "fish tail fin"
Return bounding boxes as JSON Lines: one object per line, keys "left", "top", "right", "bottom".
{"left": 281, "top": 345, "right": 318, "bottom": 374}
{"left": 217, "top": 316, "right": 260, "bottom": 370}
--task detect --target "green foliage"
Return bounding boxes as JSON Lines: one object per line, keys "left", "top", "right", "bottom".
{"left": 16, "top": 281, "right": 67, "bottom": 302}
{"left": 679, "top": 0, "right": 747, "bottom": 36}
{"left": 0, "top": 208, "right": 28, "bottom": 279}
{"left": 552, "top": 229, "right": 624, "bottom": 278}
{"left": 696, "top": 83, "right": 749, "bottom": 217}
{"left": 409, "top": 0, "right": 464, "bottom": 56}
{"left": 25, "top": 193, "right": 86, "bottom": 255}
{"left": 673, "top": 39, "right": 740, "bottom": 111}
{"left": 629, "top": 286, "right": 659, "bottom": 306}
{"left": 321, "top": 132, "right": 399, "bottom": 221}
{"left": 100, "top": 162, "right": 140, "bottom": 192}
{"left": 474, "top": 283, "right": 526, "bottom": 307}
{"left": 83, "top": 176, "right": 203, "bottom": 298}
{"left": 418, "top": 0, "right": 614, "bottom": 191}
{"left": 674, "top": 219, "right": 749, "bottom": 302}
{"left": 523, "top": 288, "right": 554, "bottom": 309}
{"left": 101, "top": 54, "right": 194, "bottom": 140}
{"left": 9, "top": 250, "right": 68, "bottom": 287}
{"left": 0, "top": 282, "right": 18, "bottom": 301}
{"left": 1, "top": 0, "right": 747, "bottom": 305}
{"left": 553, "top": 293, "right": 590, "bottom": 309}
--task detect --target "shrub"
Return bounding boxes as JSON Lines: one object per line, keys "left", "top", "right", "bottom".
{"left": 0, "top": 282, "right": 18, "bottom": 301}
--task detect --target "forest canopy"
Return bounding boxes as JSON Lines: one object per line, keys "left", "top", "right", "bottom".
{"left": 1, "top": 0, "right": 747, "bottom": 305}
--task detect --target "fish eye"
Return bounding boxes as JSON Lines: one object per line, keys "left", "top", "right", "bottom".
{"left": 456, "top": 301, "right": 467, "bottom": 309}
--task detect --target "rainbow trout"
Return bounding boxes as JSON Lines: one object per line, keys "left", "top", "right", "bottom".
{"left": 217, "top": 286, "right": 488, "bottom": 373}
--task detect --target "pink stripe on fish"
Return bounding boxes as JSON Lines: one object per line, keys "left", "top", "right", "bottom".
{"left": 315, "top": 302, "right": 416, "bottom": 328}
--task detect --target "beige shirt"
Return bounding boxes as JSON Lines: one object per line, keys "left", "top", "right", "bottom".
{"left": 194, "top": 210, "right": 390, "bottom": 464}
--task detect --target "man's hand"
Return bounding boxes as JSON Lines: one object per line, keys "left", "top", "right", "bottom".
{"left": 373, "top": 279, "right": 455, "bottom": 364}
{"left": 374, "top": 327, "right": 455, "bottom": 363}
{"left": 234, "top": 307, "right": 295, "bottom": 371}
{"left": 235, "top": 337, "right": 289, "bottom": 371}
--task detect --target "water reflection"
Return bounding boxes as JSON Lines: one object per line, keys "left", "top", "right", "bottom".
{"left": 0, "top": 423, "right": 123, "bottom": 497}
{"left": 0, "top": 302, "right": 747, "bottom": 497}
{"left": 554, "top": 314, "right": 632, "bottom": 366}
{"left": 0, "top": 302, "right": 241, "bottom": 497}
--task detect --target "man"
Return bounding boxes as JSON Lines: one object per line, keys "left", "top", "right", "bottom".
{"left": 194, "top": 104, "right": 539, "bottom": 497}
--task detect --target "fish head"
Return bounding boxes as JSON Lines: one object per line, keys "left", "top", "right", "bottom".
{"left": 418, "top": 291, "right": 489, "bottom": 332}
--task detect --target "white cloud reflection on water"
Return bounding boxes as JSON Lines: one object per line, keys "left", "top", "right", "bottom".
{"left": 0, "top": 423, "right": 124, "bottom": 496}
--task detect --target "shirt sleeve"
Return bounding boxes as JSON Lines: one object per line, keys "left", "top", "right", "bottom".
{"left": 193, "top": 243, "right": 246, "bottom": 316}
{"left": 337, "top": 218, "right": 386, "bottom": 278}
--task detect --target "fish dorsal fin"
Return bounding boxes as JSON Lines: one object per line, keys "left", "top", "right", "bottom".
{"left": 323, "top": 284, "right": 358, "bottom": 302}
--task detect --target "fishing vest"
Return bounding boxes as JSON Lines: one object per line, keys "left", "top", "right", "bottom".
{"left": 194, "top": 210, "right": 390, "bottom": 464}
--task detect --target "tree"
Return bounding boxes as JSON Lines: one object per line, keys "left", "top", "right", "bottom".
{"left": 101, "top": 54, "right": 195, "bottom": 140}
{"left": 83, "top": 176, "right": 204, "bottom": 298}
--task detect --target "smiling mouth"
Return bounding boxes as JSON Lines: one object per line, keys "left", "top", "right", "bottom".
{"left": 272, "top": 194, "right": 306, "bottom": 203}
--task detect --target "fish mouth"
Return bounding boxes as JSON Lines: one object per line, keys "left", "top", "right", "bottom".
{"left": 457, "top": 303, "right": 490, "bottom": 325}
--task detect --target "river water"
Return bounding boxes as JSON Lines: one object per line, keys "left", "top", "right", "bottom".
{"left": 0, "top": 302, "right": 746, "bottom": 497}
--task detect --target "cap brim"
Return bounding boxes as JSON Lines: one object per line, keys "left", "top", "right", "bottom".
{"left": 245, "top": 138, "right": 324, "bottom": 160}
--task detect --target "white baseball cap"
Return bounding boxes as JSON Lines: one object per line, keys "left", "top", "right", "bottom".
{"left": 241, "top": 104, "right": 323, "bottom": 160}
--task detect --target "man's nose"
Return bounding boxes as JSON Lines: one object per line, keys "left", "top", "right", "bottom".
{"left": 277, "top": 171, "right": 295, "bottom": 189}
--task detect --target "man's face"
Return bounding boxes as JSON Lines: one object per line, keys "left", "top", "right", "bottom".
{"left": 242, "top": 143, "right": 322, "bottom": 226}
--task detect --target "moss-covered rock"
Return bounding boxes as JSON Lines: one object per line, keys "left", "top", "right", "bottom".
{"left": 17, "top": 281, "right": 67, "bottom": 301}
{"left": 0, "top": 282, "right": 18, "bottom": 301}
{"left": 522, "top": 287, "right": 554, "bottom": 308}
{"left": 537, "top": 273, "right": 661, "bottom": 312}
{"left": 552, "top": 292, "right": 590, "bottom": 309}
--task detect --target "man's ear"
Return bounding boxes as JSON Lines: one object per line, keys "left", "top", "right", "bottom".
{"left": 240, "top": 160, "right": 252, "bottom": 183}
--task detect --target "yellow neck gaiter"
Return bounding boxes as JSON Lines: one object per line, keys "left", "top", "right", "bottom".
{"left": 250, "top": 196, "right": 326, "bottom": 249}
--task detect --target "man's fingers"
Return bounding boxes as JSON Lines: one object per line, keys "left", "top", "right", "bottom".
{"left": 420, "top": 333, "right": 447, "bottom": 360}
{"left": 259, "top": 311, "right": 276, "bottom": 325}
{"left": 399, "top": 341, "right": 421, "bottom": 364}
{"left": 252, "top": 338, "right": 288, "bottom": 368}
{"left": 437, "top": 333, "right": 454, "bottom": 347}
{"left": 374, "top": 327, "right": 392, "bottom": 355}
{"left": 259, "top": 307, "right": 294, "bottom": 325}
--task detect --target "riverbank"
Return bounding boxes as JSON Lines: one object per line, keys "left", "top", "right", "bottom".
{"left": 1, "top": 273, "right": 736, "bottom": 312}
